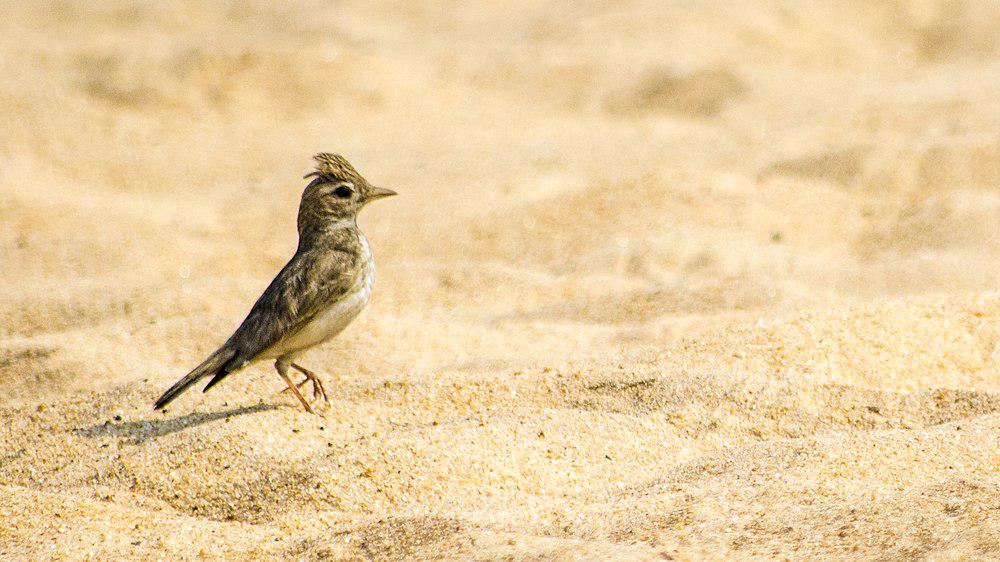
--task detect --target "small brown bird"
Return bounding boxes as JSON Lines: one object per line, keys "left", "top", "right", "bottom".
{"left": 153, "top": 153, "right": 396, "bottom": 414}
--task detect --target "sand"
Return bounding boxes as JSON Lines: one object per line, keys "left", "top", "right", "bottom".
{"left": 1, "top": 1, "right": 998, "bottom": 560}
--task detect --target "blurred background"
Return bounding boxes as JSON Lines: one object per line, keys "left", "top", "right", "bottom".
{"left": 1, "top": 2, "right": 998, "bottom": 559}
{"left": 2, "top": 1, "right": 998, "bottom": 397}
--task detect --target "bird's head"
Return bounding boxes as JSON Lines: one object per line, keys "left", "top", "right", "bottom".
{"left": 297, "top": 153, "right": 396, "bottom": 236}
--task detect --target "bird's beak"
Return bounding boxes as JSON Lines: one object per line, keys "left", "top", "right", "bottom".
{"left": 366, "top": 186, "right": 398, "bottom": 201}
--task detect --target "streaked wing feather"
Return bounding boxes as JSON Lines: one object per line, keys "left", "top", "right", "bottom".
{"left": 224, "top": 242, "right": 363, "bottom": 366}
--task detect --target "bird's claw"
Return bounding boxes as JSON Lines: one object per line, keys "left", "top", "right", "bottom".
{"left": 278, "top": 368, "right": 331, "bottom": 409}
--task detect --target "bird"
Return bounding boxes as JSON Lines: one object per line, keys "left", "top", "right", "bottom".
{"left": 153, "top": 153, "right": 396, "bottom": 415}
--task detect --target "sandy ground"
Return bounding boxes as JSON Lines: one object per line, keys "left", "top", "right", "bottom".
{"left": 1, "top": 1, "right": 999, "bottom": 560}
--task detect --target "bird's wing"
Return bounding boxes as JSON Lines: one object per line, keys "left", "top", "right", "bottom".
{"left": 153, "top": 231, "right": 365, "bottom": 408}
{"left": 203, "top": 241, "right": 365, "bottom": 390}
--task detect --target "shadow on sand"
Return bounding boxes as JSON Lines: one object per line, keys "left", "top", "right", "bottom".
{"left": 73, "top": 403, "right": 278, "bottom": 444}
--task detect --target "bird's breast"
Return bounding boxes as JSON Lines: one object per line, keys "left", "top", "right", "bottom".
{"left": 275, "top": 237, "right": 375, "bottom": 357}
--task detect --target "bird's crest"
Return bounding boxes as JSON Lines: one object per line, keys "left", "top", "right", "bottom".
{"left": 305, "top": 153, "right": 364, "bottom": 184}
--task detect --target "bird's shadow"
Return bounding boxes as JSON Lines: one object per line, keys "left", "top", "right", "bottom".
{"left": 73, "top": 403, "right": 278, "bottom": 445}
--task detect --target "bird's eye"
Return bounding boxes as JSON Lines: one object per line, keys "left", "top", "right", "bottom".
{"left": 332, "top": 185, "right": 354, "bottom": 199}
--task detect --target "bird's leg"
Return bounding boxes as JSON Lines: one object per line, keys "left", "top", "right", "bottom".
{"left": 275, "top": 359, "right": 317, "bottom": 415}
{"left": 291, "top": 363, "right": 329, "bottom": 405}
{"left": 276, "top": 371, "right": 325, "bottom": 402}
{"left": 278, "top": 377, "right": 310, "bottom": 394}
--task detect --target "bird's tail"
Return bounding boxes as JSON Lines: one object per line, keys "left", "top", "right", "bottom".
{"left": 153, "top": 347, "right": 237, "bottom": 410}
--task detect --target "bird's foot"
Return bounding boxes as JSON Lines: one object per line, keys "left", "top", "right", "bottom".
{"left": 276, "top": 367, "right": 318, "bottom": 415}
{"left": 288, "top": 363, "right": 331, "bottom": 406}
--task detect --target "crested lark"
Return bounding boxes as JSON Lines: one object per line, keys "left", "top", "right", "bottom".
{"left": 153, "top": 153, "right": 396, "bottom": 414}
